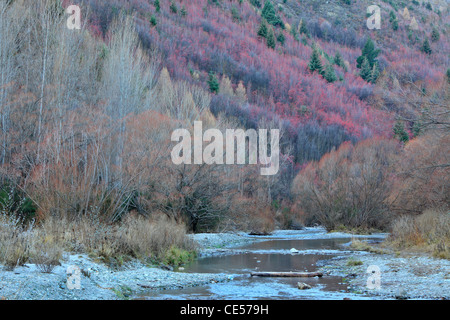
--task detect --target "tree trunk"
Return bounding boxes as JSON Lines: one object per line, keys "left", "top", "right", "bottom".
{"left": 250, "top": 271, "right": 323, "bottom": 278}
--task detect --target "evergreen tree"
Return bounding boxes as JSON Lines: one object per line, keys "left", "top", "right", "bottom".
{"left": 369, "top": 62, "right": 380, "bottom": 84}
{"left": 447, "top": 68, "right": 450, "bottom": 84}
{"left": 207, "top": 72, "right": 220, "bottom": 94}
{"left": 154, "top": 0, "right": 160, "bottom": 13}
{"left": 277, "top": 32, "right": 285, "bottom": 45}
{"left": 181, "top": 5, "right": 187, "bottom": 17}
{"left": 250, "top": 0, "right": 261, "bottom": 8}
{"left": 231, "top": 6, "right": 240, "bottom": 22}
{"left": 262, "top": 1, "right": 283, "bottom": 27}
{"left": 257, "top": 19, "right": 268, "bottom": 38}
{"left": 408, "top": 30, "right": 417, "bottom": 44}
{"left": 299, "top": 20, "right": 309, "bottom": 36}
{"left": 308, "top": 46, "right": 324, "bottom": 75}
{"left": 324, "top": 64, "right": 337, "bottom": 83}
{"left": 359, "top": 57, "right": 372, "bottom": 82}
{"left": 421, "top": 37, "right": 432, "bottom": 54}
{"left": 412, "top": 121, "right": 422, "bottom": 137}
{"left": 357, "top": 38, "right": 380, "bottom": 69}
{"left": 170, "top": 1, "right": 178, "bottom": 14}
{"left": 390, "top": 11, "right": 398, "bottom": 31}
{"left": 333, "top": 51, "right": 346, "bottom": 71}
{"left": 150, "top": 15, "right": 157, "bottom": 27}
{"left": 290, "top": 26, "right": 299, "bottom": 42}
{"left": 431, "top": 27, "right": 440, "bottom": 42}
{"left": 267, "top": 27, "right": 276, "bottom": 49}
{"left": 393, "top": 121, "right": 409, "bottom": 143}
{"left": 392, "top": 18, "right": 399, "bottom": 31}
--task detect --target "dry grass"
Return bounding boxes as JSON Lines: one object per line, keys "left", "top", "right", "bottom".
{"left": 0, "top": 215, "right": 33, "bottom": 270}
{"left": 119, "top": 214, "right": 196, "bottom": 261}
{"left": 389, "top": 209, "right": 450, "bottom": 259}
{"left": 0, "top": 212, "right": 196, "bottom": 271}
{"left": 346, "top": 257, "right": 363, "bottom": 266}
{"left": 349, "top": 239, "right": 386, "bottom": 254}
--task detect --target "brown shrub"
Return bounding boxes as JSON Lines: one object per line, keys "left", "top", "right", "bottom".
{"left": 389, "top": 209, "right": 450, "bottom": 258}
{"left": 0, "top": 215, "right": 33, "bottom": 270}
{"left": 292, "top": 138, "right": 399, "bottom": 231}
{"left": 389, "top": 132, "right": 449, "bottom": 215}
{"left": 226, "top": 197, "right": 275, "bottom": 235}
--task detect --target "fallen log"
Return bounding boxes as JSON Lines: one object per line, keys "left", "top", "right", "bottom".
{"left": 250, "top": 271, "right": 323, "bottom": 278}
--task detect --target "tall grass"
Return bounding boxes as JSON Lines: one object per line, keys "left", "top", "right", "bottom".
{"left": 0, "top": 215, "right": 34, "bottom": 270}
{"left": 0, "top": 212, "right": 196, "bottom": 271}
{"left": 389, "top": 209, "right": 450, "bottom": 259}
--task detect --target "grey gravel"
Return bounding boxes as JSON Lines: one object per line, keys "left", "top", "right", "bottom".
{"left": 319, "top": 250, "right": 450, "bottom": 300}
{"left": 1, "top": 229, "right": 448, "bottom": 300}
{"left": 0, "top": 232, "right": 257, "bottom": 300}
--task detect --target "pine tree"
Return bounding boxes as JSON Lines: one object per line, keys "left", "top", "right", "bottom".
{"left": 431, "top": 28, "right": 440, "bottom": 42}
{"left": 267, "top": 27, "right": 276, "bottom": 49}
{"left": 333, "top": 51, "right": 346, "bottom": 71}
{"left": 393, "top": 121, "right": 409, "bottom": 143}
{"left": 262, "top": 1, "right": 283, "bottom": 27}
{"left": 308, "top": 46, "right": 324, "bottom": 75}
{"left": 447, "top": 69, "right": 450, "bottom": 84}
{"left": 170, "top": 1, "right": 178, "bottom": 14}
{"left": 290, "top": 26, "right": 299, "bottom": 42}
{"left": 219, "top": 75, "right": 234, "bottom": 96}
{"left": 235, "top": 81, "right": 247, "bottom": 102}
{"left": 357, "top": 38, "right": 379, "bottom": 69}
{"left": 421, "top": 37, "right": 432, "bottom": 54}
{"left": 369, "top": 62, "right": 380, "bottom": 83}
{"left": 257, "top": 19, "right": 268, "bottom": 38}
{"left": 250, "top": 0, "right": 261, "bottom": 8}
{"left": 154, "top": 0, "right": 160, "bottom": 13}
{"left": 389, "top": 11, "right": 398, "bottom": 31}
{"left": 409, "top": 16, "right": 419, "bottom": 30}
{"left": 359, "top": 57, "right": 372, "bottom": 82}
{"left": 392, "top": 18, "right": 399, "bottom": 31}
{"left": 181, "top": 5, "right": 187, "bottom": 17}
{"left": 412, "top": 121, "right": 422, "bottom": 137}
{"left": 324, "top": 64, "right": 337, "bottom": 83}
{"left": 231, "top": 6, "right": 240, "bottom": 22}
{"left": 402, "top": 7, "right": 411, "bottom": 20}
{"left": 207, "top": 72, "right": 220, "bottom": 94}
{"left": 299, "top": 20, "right": 309, "bottom": 36}
{"left": 150, "top": 15, "right": 157, "bottom": 27}
{"left": 277, "top": 32, "right": 285, "bottom": 45}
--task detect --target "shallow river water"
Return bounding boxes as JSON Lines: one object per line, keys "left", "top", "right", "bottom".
{"left": 142, "top": 229, "right": 385, "bottom": 300}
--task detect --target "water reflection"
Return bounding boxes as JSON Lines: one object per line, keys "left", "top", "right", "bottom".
{"left": 142, "top": 237, "right": 370, "bottom": 300}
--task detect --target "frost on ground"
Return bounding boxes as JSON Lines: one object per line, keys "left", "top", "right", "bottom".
{"left": 1, "top": 228, "right": 448, "bottom": 300}
{"left": 319, "top": 251, "right": 450, "bottom": 300}
{"left": 0, "top": 253, "right": 231, "bottom": 300}
{"left": 0, "top": 232, "right": 254, "bottom": 300}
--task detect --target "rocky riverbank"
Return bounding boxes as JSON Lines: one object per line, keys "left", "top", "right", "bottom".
{"left": 1, "top": 229, "right": 448, "bottom": 300}
{"left": 318, "top": 245, "right": 450, "bottom": 300}
{"left": 0, "top": 232, "right": 257, "bottom": 300}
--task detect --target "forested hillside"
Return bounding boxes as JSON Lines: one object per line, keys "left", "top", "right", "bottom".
{"left": 0, "top": 0, "right": 448, "bottom": 268}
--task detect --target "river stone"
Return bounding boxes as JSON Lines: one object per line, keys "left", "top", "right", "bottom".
{"left": 297, "top": 282, "right": 312, "bottom": 290}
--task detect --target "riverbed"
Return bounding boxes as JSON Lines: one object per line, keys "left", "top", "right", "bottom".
{"left": 141, "top": 228, "right": 387, "bottom": 300}
{"left": 1, "top": 228, "right": 448, "bottom": 300}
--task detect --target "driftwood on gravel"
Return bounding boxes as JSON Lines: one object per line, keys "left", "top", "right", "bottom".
{"left": 250, "top": 271, "right": 323, "bottom": 278}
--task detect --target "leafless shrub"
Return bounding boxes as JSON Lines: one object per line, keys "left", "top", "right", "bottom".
{"left": 389, "top": 209, "right": 450, "bottom": 258}
{"left": 0, "top": 215, "right": 33, "bottom": 270}
{"left": 30, "top": 242, "right": 62, "bottom": 273}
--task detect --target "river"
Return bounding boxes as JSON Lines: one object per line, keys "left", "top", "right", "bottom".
{"left": 141, "top": 229, "right": 386, "bottom": 300}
